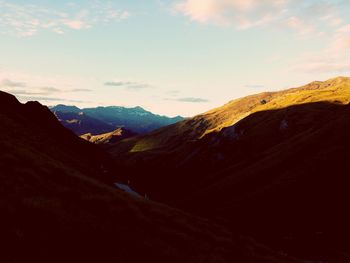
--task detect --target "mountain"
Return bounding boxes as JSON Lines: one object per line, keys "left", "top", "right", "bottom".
{"left": 110, "top": 77, "right": 350, "bottom": 261}
{"left": 0, "top": 90, "right": 298, "bottom": 263}
{"left": 51, "top": 105, "right": 184, "bottom": 136}
{"left": 81, "top": 127, "right": 136, "bottom": 145}
{"left": 53, "top": 110, "right": 117, "bottom": 136}
{"left": 111, "top": 77, "right": 350, "bottom": 153}
{"left": 50, "top": 104, "right": 81, "bottom": 113}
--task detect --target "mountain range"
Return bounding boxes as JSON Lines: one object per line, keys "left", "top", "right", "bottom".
{"left": 2, "top": 76, "right": 350, "bottom": 262}
{"left": 51, "top": 104, "right": 184, "bottom": 136}
{"left": 0, "top": 90, "right": 296, "bottom": 263}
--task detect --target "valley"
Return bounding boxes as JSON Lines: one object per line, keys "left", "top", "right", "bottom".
{"left": 1, "top": 77, "right": 350, "bottom": 262}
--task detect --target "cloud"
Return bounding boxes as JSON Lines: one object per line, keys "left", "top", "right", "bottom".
{"left": 174, "top": 0, "right": 288, "bottom": 28}
{"left": 0, "top": 71, "right": 99, "bottom": 108}
{"left": 3, "top": 90, "right": 48, "bottom": 96}
{"left": 0, "top": 71, "right": 97, "bottom": 99}
{"left": 0, "top": 1, "right": 130, "bottom": 37}
{"left": 291, "top": 22, "right": 350, "bottom": 74}
{"left": 40, "top": 87, "right": 61, "bottom": 93}
{"left": 70, "top": 88, "right": 92, "bottom": 92}
{"left": 1, "top": 85, "right": 61, "bottom": 96}
{"left": 329, "top": 24, "right": 350, "bottom": 52}
{"left": 245, "top": 84, "right": 265, "bottom": 89}
{"left": 292, "top": 53, "right": 350, "bottom": 74}
{"left": 172, "top": 0, "right": 349, "bottom": 34}
{"left": 105, "top": 81, "right": 133, "bottom": 87}
{"left": 0, "top": 81, "right": 65, "bottom": 95}
{"left": 1, "top": 79, "right": 26, "bottom": 88}
{"left": 104, "top": 81, "right": 152, "bottom": 90}
{"left": 167, "top": 89, "right": 181, "bottom": 96}
{"left": 176, "top": 97, "right": 209, "bottom": 103}
{"left": 127, "top": 84, "right": 151, "bottom": 90}
{"left": 63, "top": 20, "right": 87, "bottom": 30}
{"left": 17, "top": 95, "right": 88, "bottom": 104}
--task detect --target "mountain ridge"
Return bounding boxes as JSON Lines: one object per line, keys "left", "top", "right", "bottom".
{"left": 0, "top": 90, "right": 298, "bottom": 263}
{"left": 111, "top": 76, "right": 350, "bottom": 154}
{"left": 51, "top": 104, "right": 184, "bottom": 136}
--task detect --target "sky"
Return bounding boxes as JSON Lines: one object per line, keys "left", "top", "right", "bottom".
{"left": 0, "top": 0, "right": 350, "bottom": 117}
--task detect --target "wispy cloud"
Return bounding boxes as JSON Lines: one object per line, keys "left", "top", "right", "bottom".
{"left": 104, "top": 81, "right": 152, "bottom": 90}
{"left": 172, "top": 1, "right": 350, "bottom": 75}
{"left": 16, "top": 95, "right": 88, "bottom": 104}
{"left": 291, "top": 22, "right": 350, "bottom": 74}
{"left": 0, "top": 78, "right": 93, "bottom": 95}
{"left": 172, "top": 0, "right": 349, "bottom": 34}
{"left": 173, "top": 0, "right": 284, "bottom": 29}
{"left": 245, "top": 84, "right": 265, "bottom": 89}
{"left": 70, "top": 88, "right": 92, "bottom": 92}
{"left": 3, "top": 90, "right": 48, "bottom": 96}
{"left": 176, "top": 97, "right": 209, "bottom": 103}
{"left": 0, "top": 1, "right": 130, "bottom": 37}
{"left": 166, "top": 89, "right": 181, "bottom": 96}
{"left": 1, "top": 79, "right": 26, "bottom": 88}
{"left": 105, "top": 81, "right": 134, "bottom": 87}
{"left": 40, "top": 87, "right": 61, "bottom": 93}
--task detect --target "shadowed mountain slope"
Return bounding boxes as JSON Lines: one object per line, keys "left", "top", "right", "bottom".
{"left": 0, "top": 91, "right": 297, "bottom": 263}
{"left": 53, "top": 110, "right": 117, "bottom": 136}
{"left": 109, "top": 77, "right": 350, "bottom": 262}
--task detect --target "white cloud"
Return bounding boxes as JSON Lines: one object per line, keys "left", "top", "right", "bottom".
{"left": 172, "top": 0, "right": 349, "bottom": 34}
{"left": 63, "top": 20, "right": 88, "bottom": 30}
{"left": 337, "top": 24, "right": 350, "bottom": 34}
{"left": 0, "top": 70, "right": 91, "bottom": 93}
{"left": 291, "top": 22, "right": 350, "bottom": 74}
{"left": 292, "top": 55, "right": 350, "bottom": 74}
{"left": 173, "top": 0, "right": 350, "bottom": 75}
{"left": 0, "top": 1, "right": 130, "bottom": 37}
{"left": 174, "top": 0, "right": 287, "bottom": 28}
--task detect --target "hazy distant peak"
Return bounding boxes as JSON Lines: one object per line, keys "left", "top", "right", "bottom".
{"left": 51, "top": 104, "right": 81, "bottom": 113}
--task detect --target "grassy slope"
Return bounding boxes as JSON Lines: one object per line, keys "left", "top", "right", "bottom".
{"left": 81, "top": 128, "right": 136, "bottom": 145}
{"left": 0, "top": 91, "right": 297, "bottom": 263}
{"left": 111, "top": 76, "right": 350, "bottom": 154}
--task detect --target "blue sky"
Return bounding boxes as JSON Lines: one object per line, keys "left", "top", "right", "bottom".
{"left": 0, "top": 0, "right": 350, "bottom": 116}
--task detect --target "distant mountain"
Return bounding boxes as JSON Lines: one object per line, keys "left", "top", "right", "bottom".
{"left": 50, "top": 104, "right": 81, "bottom": 113}
{"left": 110, "top": 77, "right": 350, "bottom": 262}
{"left": 81, "top": 128, "right": 136, "bottom": 145}
{"left": 50, "top": 105, "right": 184, "bottom": 136}
{"left": 0, "top": 90, "right": 295, "bottom": 263}
{"left": 53, "top": 111, "right": 116, "bottom": 136}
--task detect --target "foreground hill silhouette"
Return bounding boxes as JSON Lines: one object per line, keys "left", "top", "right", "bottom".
{"left": 111, "top": 77, "right": 350, "bottom": 261}
{"left": 0, "top": 91, "right": 298, "bottom": 262}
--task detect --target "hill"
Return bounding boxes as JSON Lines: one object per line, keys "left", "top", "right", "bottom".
{"left": 0, "top": 90, "right": 296, "bottom": 263}
{"left": 51, "top": 105, "right": 184, "bottom": 136}
{"left": 112, "top": 77, "right": 350, "bottom": 153}
{"left": 109, "top": 77, "right": 350, "bottom": 262}
{"left": 81, "top": 127, "right": 136, "bottom": 145}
